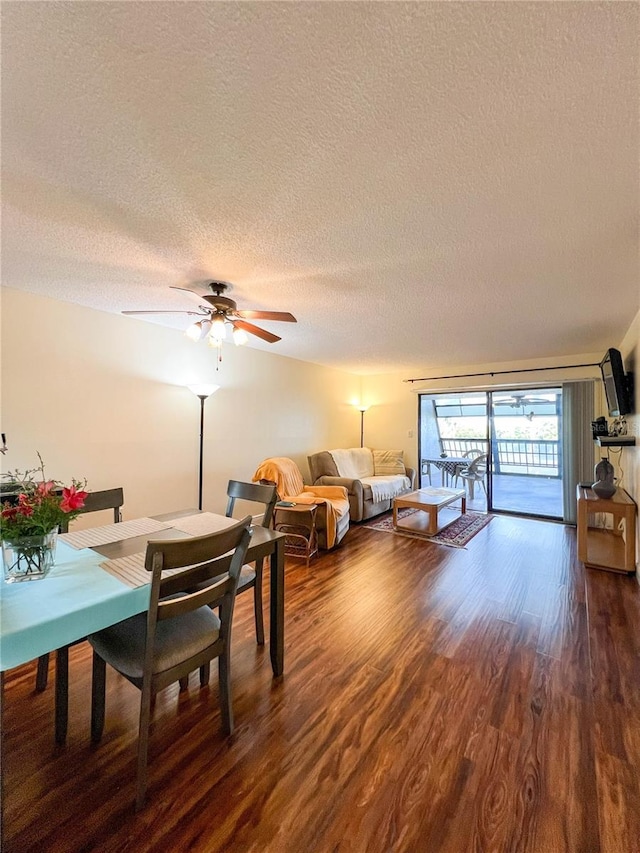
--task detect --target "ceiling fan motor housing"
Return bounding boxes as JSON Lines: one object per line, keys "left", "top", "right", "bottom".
{"left": 202, "top": 294, "right": 236, "bottom": 314}
{"left": 201, "top": 281, "right": 237, "bottom": 314}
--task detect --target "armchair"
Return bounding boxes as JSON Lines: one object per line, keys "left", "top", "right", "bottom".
{"left": 252, "top": 457, "right": 350, "bottom": 549}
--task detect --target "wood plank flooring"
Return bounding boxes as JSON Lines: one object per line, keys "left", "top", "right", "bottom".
{"left": 3, "top": 514, "right": 640, "bottom": 852}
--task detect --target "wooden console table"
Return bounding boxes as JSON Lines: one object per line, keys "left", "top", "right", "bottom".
{"left": 576, "top": 485, "right": 637, "bottom": 574}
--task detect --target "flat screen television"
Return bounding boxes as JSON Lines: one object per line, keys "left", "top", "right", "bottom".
{"left": 600, "top": 348, "right": 632, "bottom": 417}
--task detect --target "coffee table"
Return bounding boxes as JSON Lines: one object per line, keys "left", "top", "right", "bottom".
{"left": 393, "top": 487, "right": 467, "bottom": 536}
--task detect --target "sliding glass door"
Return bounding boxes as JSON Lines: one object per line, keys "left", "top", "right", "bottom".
{"left": 419, "top": 392, "right": 489, "bottom": 513}
{"left": 490, "top": 388, "right": 563, "bottom": 517}
{"left": 418, "top": 388, "right": 564, "bottom": 519}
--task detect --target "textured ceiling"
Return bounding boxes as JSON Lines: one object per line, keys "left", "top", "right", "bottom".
{"left": 2, "top": 2, "right": 638, "bottom": 375}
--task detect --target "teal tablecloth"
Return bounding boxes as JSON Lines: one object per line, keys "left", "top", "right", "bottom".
{"left": 0, "top": 540, "right": 150, "bottom": 671}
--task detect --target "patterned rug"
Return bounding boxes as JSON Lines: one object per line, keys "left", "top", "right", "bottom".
{"left": 363, "top": 508, "right": 493, "bottom": 548}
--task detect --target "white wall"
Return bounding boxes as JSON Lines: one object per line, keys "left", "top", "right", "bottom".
{"left": 0, "top": 289, "right": 361, "bottom": 523}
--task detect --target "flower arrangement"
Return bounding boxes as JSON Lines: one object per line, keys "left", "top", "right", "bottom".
{"left": 1, "top": 454, "right": 88, "bottom": 544}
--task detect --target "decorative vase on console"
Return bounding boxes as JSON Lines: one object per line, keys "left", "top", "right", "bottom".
{"left": 592, "top": 457, "right": 617, "bottom": 499}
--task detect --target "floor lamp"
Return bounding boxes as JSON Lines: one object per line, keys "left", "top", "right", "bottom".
{"left": 357, "top": 405, "right": 369, "bottom": 448}
{"left": 187, "top": 384, "right": 219, "bottom": 510}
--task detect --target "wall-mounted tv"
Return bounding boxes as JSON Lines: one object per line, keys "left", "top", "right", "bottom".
{"left": 600, "top": 348, "right": 632, "bottom": 417}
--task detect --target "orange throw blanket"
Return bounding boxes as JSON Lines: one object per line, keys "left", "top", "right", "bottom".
{"left": 253, "top": 457, "right": 349, "bottom": 549}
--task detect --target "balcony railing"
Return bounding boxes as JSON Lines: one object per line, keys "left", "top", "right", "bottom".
{"left": 439, "top": 438, "right": 560, "bottom": 477}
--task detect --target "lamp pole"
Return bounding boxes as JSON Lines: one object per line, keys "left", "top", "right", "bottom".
{"left": 187, "top": 385, "right": 219, "bottom": 511}
{"left": 358, "top": 406, "right": 369, "bottom": 448}
{"left": 196, "top": 395, "right": 207, "bottom": 510}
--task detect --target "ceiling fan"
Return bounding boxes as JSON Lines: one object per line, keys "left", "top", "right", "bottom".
{"left": 497, "top": 391, "right": 552, "bottom": 409}
{"left": 122, "top": 280, "right": 297, "bottom": 347}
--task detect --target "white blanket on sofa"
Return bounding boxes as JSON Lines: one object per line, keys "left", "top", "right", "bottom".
{"left": 360, "top": 475, "right": 410, "bottom": 502}
{"left": 330, "top": 448, "right": 374, "bottom": 479}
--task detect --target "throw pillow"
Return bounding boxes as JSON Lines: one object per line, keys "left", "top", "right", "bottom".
{"left": 372, "top": 449, "right": 405, "bottom": 476}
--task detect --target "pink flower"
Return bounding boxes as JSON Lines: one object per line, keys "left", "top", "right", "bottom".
{"left": 37, "top": 480, "right": 56, "bottom": 496}
{"left": 17, "top": 493, "right": 35, "bottom": 511}
{"left": 60, "top": 485, "right": 88, "bottom": 513}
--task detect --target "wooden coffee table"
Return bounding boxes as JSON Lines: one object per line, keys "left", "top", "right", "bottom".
{"left": 393, "top": 487, "right": 466, "bottom": 536}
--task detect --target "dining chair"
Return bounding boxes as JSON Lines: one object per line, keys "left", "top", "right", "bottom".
{"left": 88, "top": 515, "right": 252, "bottom": 810}
{"left": 35, "top": 487, "right": 125, "bottom": 742}
{"left": 58, "top": 487, "right": 124, "bottom": 533}
{"left": 175, "top": 479, "right": 277, "bottom": 693}
{"left": 457, "top": 453, "right": 488, "bottom": 499}
{"left": 225, "top": 479, "right": 277, "bottom": 645}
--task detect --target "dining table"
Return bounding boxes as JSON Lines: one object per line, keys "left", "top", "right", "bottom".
{"left": 0, "top": 509, "right": 286, "bottom": 848}
{"left": 421, "top": 456, "right": 470, "bottom": 487}
{"left": 0, "top": 509, "right": 286, "bottom": 738}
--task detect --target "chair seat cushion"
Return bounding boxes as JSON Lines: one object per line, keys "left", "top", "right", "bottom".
{"left": 88, "top": 606, "right": 221, "bottom": 681}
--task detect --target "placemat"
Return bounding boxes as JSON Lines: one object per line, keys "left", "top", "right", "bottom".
{"left": 59, "top": 517, "right": 172, "bottom": 550}
{"left": 168, "top": 512, "right": 237, "bottom": 536}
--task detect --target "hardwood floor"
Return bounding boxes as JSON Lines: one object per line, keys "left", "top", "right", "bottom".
{"left": 3, "top": 515, "right": 640, "bottom": 852}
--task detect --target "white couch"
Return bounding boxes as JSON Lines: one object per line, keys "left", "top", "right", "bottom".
{"left": 307, "top": 447, "right": 417, "bottom": 522}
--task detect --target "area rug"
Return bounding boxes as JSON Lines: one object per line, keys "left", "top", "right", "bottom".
{"left": 363, "top": 508, "right": 493, "bottom": 548}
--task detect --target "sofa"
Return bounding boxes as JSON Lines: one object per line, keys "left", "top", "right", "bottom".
{"left": 307, "top": 447, "right": 417, "bottom": 522}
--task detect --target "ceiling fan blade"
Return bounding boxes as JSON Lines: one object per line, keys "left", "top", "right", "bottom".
{"left": 169, "top": 285, "right": 212, "bottom": 306}
{"left": 233, "top": 319, "right": 281, "bottom": 344}
{"left": 122, "top": 310, "right": 206, "bottom": 316}
{"left": 236, "top": 310, "right": 297, "bottom": 323}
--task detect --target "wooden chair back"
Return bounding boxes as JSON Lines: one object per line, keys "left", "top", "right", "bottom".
{"left": 226, "top": 480, "right": 277, "bottom": 529}
{"left": 59, "top": 487, "right": 124, "bottom": 532}
{"left": 146, "top": 515, "right": 252, "bottom": 615}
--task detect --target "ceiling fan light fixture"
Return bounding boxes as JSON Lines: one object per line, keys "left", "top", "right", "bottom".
{"left": 185, "top": 320, "right": 205, "bottom": 342}
{"left": 210, "top": 316, "right": 227, "bottom": 341}
{"left": 232, "top": 326, "right": 248, "bottom": 346}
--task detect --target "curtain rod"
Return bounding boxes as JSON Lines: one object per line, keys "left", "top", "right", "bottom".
{"left": 404, "top": 362, "right": 599, "bottom": 384}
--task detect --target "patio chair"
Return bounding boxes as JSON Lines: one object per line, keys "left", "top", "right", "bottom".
{"left": 451, "top": 449, "right": 485, "bottom": 488}
{"left": 457, "top": 454, "right": 488, "bottom": 499}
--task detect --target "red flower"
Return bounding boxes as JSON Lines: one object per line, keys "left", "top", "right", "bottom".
{"left": 60, "top": 485, "right": 88, "bottom": 513}
{"left": 18, "top": 504, "right": 34, "bottom": 517}
{"left": 1, "top": 506, "right": 18, "bottom": 521}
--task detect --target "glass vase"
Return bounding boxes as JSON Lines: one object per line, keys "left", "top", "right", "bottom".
{"left": 1, "top": 528, "right": 58, "bottom": 583}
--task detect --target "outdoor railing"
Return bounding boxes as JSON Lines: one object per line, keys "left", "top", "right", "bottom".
{"left": 440, "top": 439, "right": 487, "bottom": 457}
{"left": 438, "top": 438, "right": 560, "bottom": 477}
